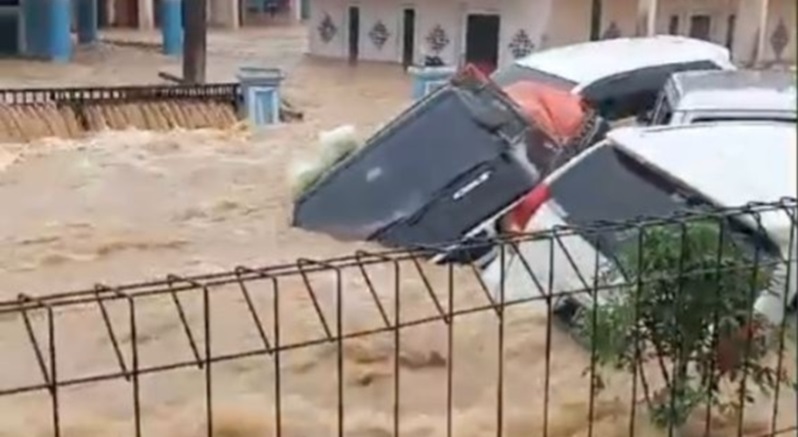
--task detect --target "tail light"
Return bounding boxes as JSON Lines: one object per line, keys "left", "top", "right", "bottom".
{"left": 509, "top": 183, "right": 551, "bottom": 231}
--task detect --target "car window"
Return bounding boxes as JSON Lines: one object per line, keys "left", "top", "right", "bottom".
{"left": 547, "top": 144, "right": 781, "bottom": 259}
{"left": 491, "top": 63, "right": 578, "bottom": 90}
{"left": 580, "top": 61, "right": 722, "bottom": 121}
{"left": 652, "top": 90, "right": 674, "bottom": 124}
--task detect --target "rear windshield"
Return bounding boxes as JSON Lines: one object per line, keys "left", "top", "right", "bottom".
{"left": 491, "top": 63, "right": 578, "bottom": 90}
{"left": 548, "top": 145, "right": 780, "bottom": 257}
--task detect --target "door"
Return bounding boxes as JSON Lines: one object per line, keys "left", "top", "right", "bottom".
{"left": 348, "top": 6, "right": 360, "bottom": 62}
{"left": 300, "top": 0, "right": 309, "bottom": 20}
{"left": 689, "top": 15, "right": 711, "bottom": 40}
{"left": 114, "top": 0, "right": 138, "bottom": 27}
{"left": 98, "top": 0, "right": 109, "bottom": 27}
{"left": 402, "top": 8, "right": 415, "bottom": 67}
{"left": 465, "top": 14, "right": 500, "bottom": 75}
{"left": 0, "top": 8, "right": 19, "bottom": 56}
{"left": 725, "top": 14, "right": 736, "bottom": 48}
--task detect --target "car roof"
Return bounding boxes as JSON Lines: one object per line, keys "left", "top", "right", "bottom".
{"left": 608, "top": 123, "right": 796, "bottom": 246}
{"left": 669, "top": 70, "right": 797, "bottom": 113}
{"left": 514, "top": 36, "right": 734, "bottom": 87}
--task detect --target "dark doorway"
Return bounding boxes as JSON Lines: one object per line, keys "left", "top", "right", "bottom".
{"left": 589, "top": 0, "right": 602, "bottom": 40}
{"left": 98, "top": 0, "right": 109, "bottom": 27}
{"left": 402, "top": 9, "right": 415, "bottom": 67}
{"left": 465, "top": 14, "right": 500, "bottom": 75}
{"left": 689, "top": 15, "right": 711, "bottom": 40}
{"left": 667, "top": 15, "right": 679, "bottom": 34}
{"left": 725, "top": 14, "right": 736, "bottom": 48}
{"left": 348, "top": 6, "right": 360, "bottom": 62}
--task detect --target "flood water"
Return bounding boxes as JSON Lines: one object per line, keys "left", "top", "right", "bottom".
{"left": 0, "top": 28, "right": 794, "bottom": 437}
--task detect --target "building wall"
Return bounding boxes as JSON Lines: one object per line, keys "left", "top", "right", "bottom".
{"left": 308, "top": 0, "right": 796, "bottom": 68}
{"left": 543, "top": 0, "right": 589, "bottom": 48}
{"left": 600, "top": 0, "right": 639, "bottom": 38}
{"left": 655, "top": 0, "right": 738, "bottom": 44}
{"left": 763, "top": 0, "right": 795, "bottom": 64}
{"left": 498, "top": 0, "right": 550, "bottom": 63}
{"left": 209, "top": 0, "right": 239, "bottom": 28}
{"left": 731, "top": 0, "right": 758, "bottom": 64}
{"left": 309, "top": 0, "right": 551, "bottom": 67}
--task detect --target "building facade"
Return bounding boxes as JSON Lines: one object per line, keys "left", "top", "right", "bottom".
{"left": 307, "top": 0, "right": 796, "bottom": 69}
{"left": 106, "top": 0, "right": 308, "bottom": 29}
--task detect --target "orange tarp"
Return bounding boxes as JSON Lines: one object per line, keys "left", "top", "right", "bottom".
{"left": 501, "top": 81, "right": 588, "bottom": 146}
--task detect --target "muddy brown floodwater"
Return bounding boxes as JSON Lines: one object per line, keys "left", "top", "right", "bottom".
{"left": 0, "top": 29, "right": 795, "bottom": 437}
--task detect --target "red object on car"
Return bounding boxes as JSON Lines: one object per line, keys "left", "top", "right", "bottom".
{"left": 509, "top": 183, "right": 551, "bottom": 231}
{"left": 500, "top": 81, "right": 595, "bottom": 232}
{"left": 501, "top": 81, "right": 589, "bottom": 146}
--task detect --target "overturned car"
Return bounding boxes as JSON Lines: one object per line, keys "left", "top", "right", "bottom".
{"left": 291, "top": 66, "right": 608, "bottom": 259}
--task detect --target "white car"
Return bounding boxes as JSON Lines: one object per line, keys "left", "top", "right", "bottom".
{"left": 481, "top": 122, "right": 797, "bottom": 326}
{"left": 649, "top": 69, "right": 797, "bottom": 125}
{"left": 492, "top": 35, "right": 736, "bottom": 121}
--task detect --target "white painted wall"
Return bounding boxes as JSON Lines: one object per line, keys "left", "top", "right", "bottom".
{"left": 763, "top": 0, "right": 795, "bottom": 64}
{"left": 309, "top": 0, "right": 347, "bottom": 58}
{"left": 307, "top": 0, "right": 796, "bottom": 67}
{"left": 309, "top": 0, "right": 552, "bottom": 68}
{"left": 210, "top": 0, "right": 240, "bottom": 28}
{"left": 543, "top": 0, "right": 590, "bottom": 48}
{"left": 498, "top": 0, "right": 549, "bottom": 65}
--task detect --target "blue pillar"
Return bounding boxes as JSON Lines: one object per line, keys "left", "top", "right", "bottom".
{"left": 161, "top": 0, "right": 183, "bottom": 56}
{"left": 48, "top": 0, "right": 72, "bottom": 62}
{"left": 76, "top": 0, "right": 98, "bottom": 44}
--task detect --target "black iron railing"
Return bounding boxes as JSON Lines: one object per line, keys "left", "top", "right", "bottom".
{"left": 0, "top": 199, "right": 795, "bottom": 437}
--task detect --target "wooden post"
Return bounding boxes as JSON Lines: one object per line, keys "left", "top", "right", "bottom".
{"left": 183, "top": 0, "right": 208, "bottom": 84}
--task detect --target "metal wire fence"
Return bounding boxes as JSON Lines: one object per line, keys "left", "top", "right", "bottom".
{"left": 0, "top": 199, "right": 795, "bottom": 437}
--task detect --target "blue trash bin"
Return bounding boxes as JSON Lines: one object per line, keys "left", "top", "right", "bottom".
{"left": 237, "top": 67, "right": 285, "bottom": 126}
{"left": 407, "top": 66, "right": 457, "bottom": 101}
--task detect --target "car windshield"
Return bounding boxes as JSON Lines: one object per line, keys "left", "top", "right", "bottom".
{"left": 491, "top": 63, "right": 578, "bottom": 90}
{"left": 547, "top": 144, "right": 781, "bottom": 259}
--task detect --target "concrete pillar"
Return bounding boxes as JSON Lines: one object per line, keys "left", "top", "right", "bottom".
{"left": 161, "top": 0, "right": 183, "bottom": 55}
{"left": 49, "top": 0, "right": 72, "bottom": 62}
{"left": 646, "top": 0, "right": 657, "bottom": 36}
{"left": 755, "top": 0, "right": 770, "bottom": 65}
{"left": 292, "top": 0, "right": 301, "bottom": 22}
{"left": 139, "top": 0, "right": 154, "bottom": 29}
{"left": 636, "top": 0, "right": 657, "bottom": 36}
{"left": 76, "top": 0, "right": 98, "bottom": 44}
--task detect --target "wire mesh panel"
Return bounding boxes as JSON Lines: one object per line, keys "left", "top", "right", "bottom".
{"left": 0, "top": 199, "right": 795, "bottom": 437}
